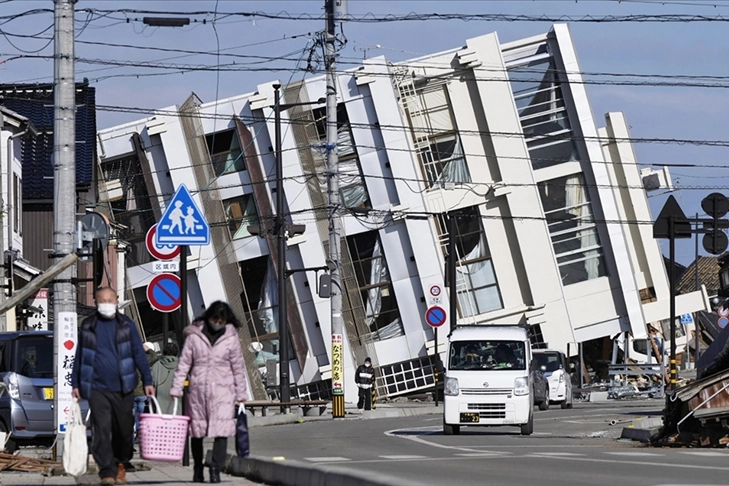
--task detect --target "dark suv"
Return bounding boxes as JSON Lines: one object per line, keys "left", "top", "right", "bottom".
{"left": 0, "top": 331, "right": 57, "bottom": 452}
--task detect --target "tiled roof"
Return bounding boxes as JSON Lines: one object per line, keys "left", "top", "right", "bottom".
{"left": 0, "top": 80, "right": 96, "bottom": 200}
{"left": 676, "top": 255, "right": 720, "bottom": 296}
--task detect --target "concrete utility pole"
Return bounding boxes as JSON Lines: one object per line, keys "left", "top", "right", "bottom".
{"left": 326, "top": 0, "right": 345, "bottom": 418}
{"left": 52, "top": 0, "right": 77, "bottom": 448}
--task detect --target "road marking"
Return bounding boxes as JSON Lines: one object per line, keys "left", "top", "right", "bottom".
{"left": 679, "top": 451, "right": 729, "bottom": 457}
{"left": 454, "top": 452, "right": 511, "bottom": 457}
{"left": 605, "top": 452, "right": 663, "bottom": 457}
{"left": 378, "top": 455, "right": 427, "bottom": 460}
{"left": 304, "top": 457, "right": 351, "bottom": 462}
{"left": 531, "top": 452, "right": 585, "bottom": 456}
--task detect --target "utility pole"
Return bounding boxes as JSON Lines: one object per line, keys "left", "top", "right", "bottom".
{"left": 326, "top": 0, "right": 345, "bottom": 418}
{"left": 52, "top": 0, "right": 77, "bottom": 458}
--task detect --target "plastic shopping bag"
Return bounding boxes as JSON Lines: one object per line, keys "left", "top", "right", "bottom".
{"left": 63, "top": 398, "right": 88, "bottom": 477}
{"left": 235, "top": 404, "right": 250, "bottom": 457}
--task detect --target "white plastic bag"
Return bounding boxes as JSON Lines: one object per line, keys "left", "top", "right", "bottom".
{"left": 63, "top": 397, "right": 88, "bottom": 477}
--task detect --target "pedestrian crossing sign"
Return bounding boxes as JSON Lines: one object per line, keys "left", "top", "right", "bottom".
{"left": 156, "top": 184, "right": 210, "bottom": 246}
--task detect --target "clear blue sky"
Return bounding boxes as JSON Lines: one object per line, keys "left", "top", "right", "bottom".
{"left": 2, "top": 0, "right": 728, "bottom": 266}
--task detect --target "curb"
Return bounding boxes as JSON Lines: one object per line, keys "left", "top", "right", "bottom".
{"left": 225, "top": 455, "right": 421, "bottom": 486}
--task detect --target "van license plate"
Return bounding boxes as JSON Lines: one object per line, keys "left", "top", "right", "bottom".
{"left": 43, "top": 388, "right": 54, "bottom": 400}
{"left": 460, "top": 412, "right": 480, "bottom": 423}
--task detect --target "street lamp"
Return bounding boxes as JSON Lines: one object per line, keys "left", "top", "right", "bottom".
{"left": 271, "top": 84, "right": 324, "bottom": 412}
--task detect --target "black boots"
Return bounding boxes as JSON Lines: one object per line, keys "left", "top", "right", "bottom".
{"left": 209, "top": 467, "right": 221, "bottom": 483}
{"left": 192, "top": 465, "right": 205, "bottom": 483}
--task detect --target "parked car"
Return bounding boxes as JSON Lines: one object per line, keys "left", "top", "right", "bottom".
{"left": 533, "top": 349, "right": 573, "bottom": 409}
{"left": 531, "top": 364, "right": 550, "bottom": 411}
{"left": 0, "top": 331, "right": 88, "bottom": 452}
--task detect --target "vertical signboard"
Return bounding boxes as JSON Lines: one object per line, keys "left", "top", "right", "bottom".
{"left": 27, "top": 289, "right": 49, "bottom": 330}
{"left": 56, "top": 312, "right": 77, "bottom": 433}
{"left": 332, "top": 333, "right": 343, "bottom": 395}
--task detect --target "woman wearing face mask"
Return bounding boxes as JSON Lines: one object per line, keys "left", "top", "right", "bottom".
{"left": 170, "top": 301, "right": 249, "bottom": 483}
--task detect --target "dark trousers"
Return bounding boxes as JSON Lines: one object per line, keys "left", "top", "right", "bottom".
{"left": 89, "top": 389, "right": 134, "bottom": 479}
{"left": 191, "top": 437, "right": 228, "bottom": 469}
{"left": 357, "top": 387, "right": 372, "bottom": 410}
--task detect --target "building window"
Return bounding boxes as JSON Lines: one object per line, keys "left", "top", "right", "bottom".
{"left": 223, "top": 194, "right": 258, "bottom": 239}
{"left": 508, "top": 56, "right": 579, "bottom": 171}
{"left": 401, "top": 83, "right": 470, "bottom": 188}
{"left": 437, "top": 207, "right": 503, "bottom": 317}
{"left": 206, "top": 129, "right": 245, "bottom": 176}
{"left": 311, "top": 104, "right": 370, "bottom": 209}
{"left": 240, "top": 256, "right": 282, "bottom": 368}
{"left": 538, "top": 174, "right": 607, "bottom": 285}
{"left": 347, "top": 231, "right": 403, "bottom": 341}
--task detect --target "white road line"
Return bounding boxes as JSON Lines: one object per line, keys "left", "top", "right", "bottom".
{"left": 304, "top": 457, "right": 351, "bottom": 462}
{"left": 605, "top": 452, "right": 663, "bottom": 456}
{"left": 378, "top": 455, "right": 428, "bottom": 460}
{"left": 679, "top": 451, "right": 729, "bottom": 457}
{"left": 454, "top": 452, "right": 511, "bottom": 457}
{"left": 531, "top": 452, "right": 585, "bottom": 456}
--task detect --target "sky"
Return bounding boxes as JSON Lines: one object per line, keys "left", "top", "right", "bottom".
{"left": 1, "top": 0, "right": 728, "bottom": 266}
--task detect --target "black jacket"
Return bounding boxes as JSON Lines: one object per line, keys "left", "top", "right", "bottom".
{"left": 355, "top": 364, "right": 374, "bottom": 389}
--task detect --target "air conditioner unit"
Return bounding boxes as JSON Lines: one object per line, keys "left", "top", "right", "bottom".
{"left": 99, "top": 179, "right": 124, "bottom": 202}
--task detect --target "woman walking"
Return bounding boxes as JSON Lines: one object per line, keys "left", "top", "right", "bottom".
{"left": 170, "top": 301, "right": 249, "bottom": 483}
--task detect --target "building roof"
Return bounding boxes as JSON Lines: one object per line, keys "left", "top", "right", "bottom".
{"left": 676, "top": 256, "right": 720, "bottom": 296}
{"left": 0, "top": 80, "right": 96, "bottom": 201}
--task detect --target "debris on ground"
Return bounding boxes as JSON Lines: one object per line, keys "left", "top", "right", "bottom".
{"left": 0, "top": 452, "right": 62, "bottom": 475}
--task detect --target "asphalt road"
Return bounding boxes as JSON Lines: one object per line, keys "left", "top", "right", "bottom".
{"left": 248, "top": 400, "right": 729, "bottom": 486}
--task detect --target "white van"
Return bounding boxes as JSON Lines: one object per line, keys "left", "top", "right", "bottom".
{"left": 443, "top": 325, "right": 533, "bottom": 435}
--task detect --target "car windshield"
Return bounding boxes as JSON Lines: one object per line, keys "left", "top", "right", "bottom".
{"left": 13, "top": 335, "right": 54, "bottom": 378}
{"left": 449, "top": 340, "right": 526, "bottom": 370}
{"left": 534, "top": 352, "right": 562, "bottom": 372}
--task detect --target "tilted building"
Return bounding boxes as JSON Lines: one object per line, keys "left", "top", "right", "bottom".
{"left": 96, "top": 24, "right": 706, "bottom": 402}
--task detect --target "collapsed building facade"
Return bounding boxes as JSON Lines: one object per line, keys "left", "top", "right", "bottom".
{"left": 96, "top": 24, "right": 707, "bottom": 403}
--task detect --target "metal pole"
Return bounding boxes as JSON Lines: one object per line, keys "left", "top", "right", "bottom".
{"left": 448, "top": 212, "right": 457, "bottom": 334}
{"left": 179, "top": 245, "right": 189, "bottom": 466}
{"left": 326, "top": 0, "right": 345, "bottom": 418}
{"left": 434, "top": 327, "right": 439, "bottom": 407}
{"left": 52, "top": 0, "right": 77, "bottom": 461}
{"left": 163, "top": 312, "right": 169, "bottom": 347}
{"left": 669, "top": 215, "right": 677, "bottom": 390}
{"left": 273, "top": 84, "right": 291, "bottom": 414}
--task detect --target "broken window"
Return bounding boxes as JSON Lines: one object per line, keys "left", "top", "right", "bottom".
{"left": 206, "top": 128, "right": 245, "bottom": 176}
{"left": 223, "top": 194, "right": 259, "bottom": 239}
{"left": 347, "top": 231, "right": 403, "bottom": 341}
{"left": 403, "top": 83, "right": 470, "bottom": 188}
{"left": 240, "top": 256, "right": 281, "bottom": 367}
{"left": 538, "top": 174, "right": 607, "bottom": 284}
{"left": 437, "top": 208, "right": 503, "bottom": 317}
{"left": 311, "top": 104, "right": 370, "bottom": 209}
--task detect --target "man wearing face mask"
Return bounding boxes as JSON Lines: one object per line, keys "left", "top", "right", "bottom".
{"left": 71, "top": 287, "right": 155, "bottom": 486}
{"left": 355, "top": 357, "right": 375, "bottom": 411}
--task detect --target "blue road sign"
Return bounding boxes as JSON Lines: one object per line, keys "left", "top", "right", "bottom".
{"left": 147, "top": 273, "right": 181, "bottom": 313}
{"left": 425, "top": 305, "right": 447, "bottom": 328}
{"left": 156, "top": 184, "right": 210, "bottom": 245}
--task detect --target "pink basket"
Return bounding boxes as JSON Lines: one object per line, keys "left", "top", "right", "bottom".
{"left": 138, "top": 396, "right": 189, "bottom": 462}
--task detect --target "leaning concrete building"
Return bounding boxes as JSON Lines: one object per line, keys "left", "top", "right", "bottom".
{"left": 96, "top": 24, "right": 707, "bottom": 402}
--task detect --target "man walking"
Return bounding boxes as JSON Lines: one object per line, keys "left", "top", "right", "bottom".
{"left": 71, "top": 287, "right": 155, "bottom": 485}
{"left": 355, "top": 357, "right": 375, "bottom": 411}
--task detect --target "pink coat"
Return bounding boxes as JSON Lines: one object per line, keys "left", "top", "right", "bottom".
{"left": 170, "top": 321, "right": 249, "bottom": 438}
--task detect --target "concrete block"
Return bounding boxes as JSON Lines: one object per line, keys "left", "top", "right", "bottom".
{"left": 620, "top": 427, "right": 660, "bottom": 442}
{"left": 588, "top": 391, "right": 610, "bottom": 402}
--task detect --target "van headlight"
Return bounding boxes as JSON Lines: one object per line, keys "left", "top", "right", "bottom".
{"left": 445, "top": 376, "right": 460, "bottom": 396}
{"left": 559, "top": 371, "right": 564, "bottom": 383}
{"left": 514, "top": 377, "right": 529, "bottom": 396}
{"left": 6, "top": 373, "right": 20, "bottom": 399}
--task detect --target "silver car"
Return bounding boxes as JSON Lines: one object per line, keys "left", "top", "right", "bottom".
{"left": 0, "top": 331, "right": 59, "bottom": 452}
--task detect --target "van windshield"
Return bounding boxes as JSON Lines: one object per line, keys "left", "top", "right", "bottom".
{"left": 449, "top": 340, "right": 526, "bottom": 370}
{"left": 13, "top": 335, "right": 54, "bottom": 378}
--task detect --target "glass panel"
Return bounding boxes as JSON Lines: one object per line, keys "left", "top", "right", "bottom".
{"left": 206, "top": 129, "right": 245, "bottom": 176}
{"left": 224, "top": 194, "right": 259, "bottom": 239}
{"left": 449, "top": 340, "right": 526, "bottom": 370}
{"left": 527, "top": 139, "right": 578, "bottom": 170}
{"left": 13, "top": 335, "right": 54, "bottom": 378}
{"left": 538, "top": 175, "right": 607, "bottom": 284}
